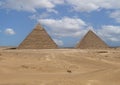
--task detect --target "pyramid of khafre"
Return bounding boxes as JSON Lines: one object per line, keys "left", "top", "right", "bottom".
{"left": 76, "top": 30, "right": 109, "bottom": 49}
{"left": 18, "top": 24, "right": 58, "bottom": 49}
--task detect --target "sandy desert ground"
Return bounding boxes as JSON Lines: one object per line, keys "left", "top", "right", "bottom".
{"left": 0, "top": 48, "right": 120, "bottom": 85}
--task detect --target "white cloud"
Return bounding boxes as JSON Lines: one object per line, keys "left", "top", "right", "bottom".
{"left": 46, "top": 8, "right": 58, "bottom": 14}
{"left": 1, "top": 0, "right": 65, "bottom": 12}
{"left": 4, "top": 28, "right": 16, "bottom": 35}
{"left": 1, "top": 0, "right": 120, "bottom": 13}
{"left": 66, "top": 0, "right": 99, "bottom": 12}
{"left": 66, "top": 0, "right": 120, "bottom": 12}
{"left": 50, "top": 0, "right": 65, "bottom": 5}
{"left": 53, "top": 39, "right": 64, "bottom": 46}
{"left": 97, "top": 25, "right": 120, "bottom": 42}
{"left": 110, "top": 10, "right": 120, "bottom": 23}
{"left": 108, "top": 37, "right": 120, "bottom": 42}
{"left": 0, "top": 1, "right": 3, "bottom": 6}
{"left": 29, "top": 13, "right": 50, "bottom": 20}
{"left": 38, "top": 17, "right": 88, "bottom": 37}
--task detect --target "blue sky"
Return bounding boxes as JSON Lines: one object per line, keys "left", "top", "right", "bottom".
{"left": 0, "top": 0, "right": 120, "bottom": 47}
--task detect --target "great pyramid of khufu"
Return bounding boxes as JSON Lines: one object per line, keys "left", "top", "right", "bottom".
{"left": 18, "top": 24, "right": 58, "bottom": 49}
{"left": 76, "top": 30, "right": 108, "bottom": 49}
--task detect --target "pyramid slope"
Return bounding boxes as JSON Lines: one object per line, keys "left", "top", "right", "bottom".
{"left": 76, "top": 30, "right": 109, "bottom": 49}
{"left": 18, "top": 24, "right": 58, "bottom": 49}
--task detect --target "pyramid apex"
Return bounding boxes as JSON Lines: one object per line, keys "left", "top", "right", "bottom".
{"left": 34, "top": 23, "right": 43, "bottom": 30}
{"left": 86, "top": 30, "right": 97, "bottom": 35}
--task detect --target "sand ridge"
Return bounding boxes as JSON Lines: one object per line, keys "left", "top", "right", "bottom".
{"left": 0, "top": 48, "right": 120, "bottom": 85}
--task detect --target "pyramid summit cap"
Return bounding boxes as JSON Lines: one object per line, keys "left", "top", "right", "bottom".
{"left": 34, "top": 23, "right": 44, "bottom": 30}
{"left": 87, "top": 30, "right": 97, "bottom": 35}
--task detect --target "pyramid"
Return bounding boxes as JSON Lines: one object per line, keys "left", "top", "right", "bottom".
{"left": 18, "top": 24, "right": 58, "bottom": 49}
{"left": 76, "top": 30, "right": 108, "bottom": 49}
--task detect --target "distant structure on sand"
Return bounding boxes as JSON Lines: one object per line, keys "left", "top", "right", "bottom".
{"left": 18, "top": 24, "right": 58, "bottom": 49}
{"left": 76, "top": 30, "right": 109, "bottom": 49}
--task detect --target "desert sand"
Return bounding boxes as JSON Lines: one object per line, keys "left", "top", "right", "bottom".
{"left": 0, "top": 48, "right": 120, "bottom": 85}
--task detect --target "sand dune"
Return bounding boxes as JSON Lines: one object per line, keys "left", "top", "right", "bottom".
{"left": 0, "top": 48, "right": 120, "bottom": 85}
